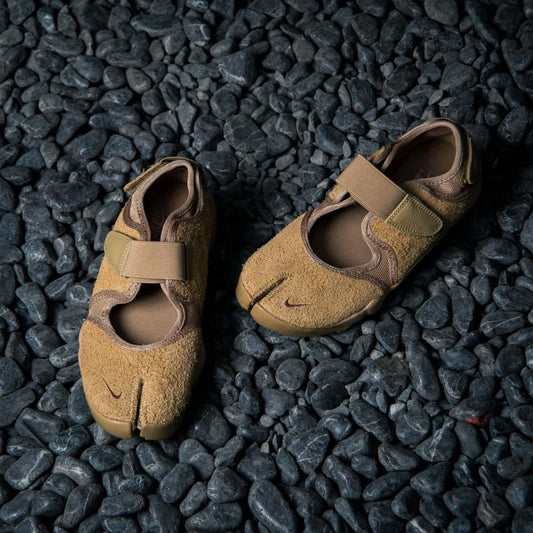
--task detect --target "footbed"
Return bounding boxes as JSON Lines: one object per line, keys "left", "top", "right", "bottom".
{"left": 309, "top": 134, "right": 455, "bottom": 269}
{"left": 110, "top": 170, "right": 189, "bottom": 345}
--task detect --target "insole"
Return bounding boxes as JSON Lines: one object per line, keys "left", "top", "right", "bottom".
{"left": 309, "top": 206, "right": 371, "bottom": 268}
{"left": 391, "top": 139, "right": 455, "bottom": 184}
{"left": 111, "top": 285, "right": 177, "bottom": 345}
{"left": 310, "top": 137, "right": 455, "bottom": 269}
{"left": 111, "top": 171, "right": 190, "bottom": 345}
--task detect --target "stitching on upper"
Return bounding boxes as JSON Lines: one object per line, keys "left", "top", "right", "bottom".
{"left": 387, "top": 196, "right": 442, "bottom": 236}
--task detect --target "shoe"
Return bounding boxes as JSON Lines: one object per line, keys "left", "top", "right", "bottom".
{"left": 79, "top": 157, "right": 216, "bottom": 439}
{"left": 236, "top": 118, "right": 481, "bottom": 337}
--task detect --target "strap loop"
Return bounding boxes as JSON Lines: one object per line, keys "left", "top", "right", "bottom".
{"left": 336, "top": 155, "right": 443, "bottom": 237}
{"left": 104, "top": 230, "right": 186, "bottom": 283}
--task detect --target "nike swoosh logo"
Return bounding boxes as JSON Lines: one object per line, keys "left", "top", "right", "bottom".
{"left": 284, "top": 298, "right": 309, "bottom": 308}
{"left": 103, "top": 378, "right": 122, "bottom": 400}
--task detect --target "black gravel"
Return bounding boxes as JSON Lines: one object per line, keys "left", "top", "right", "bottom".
{"left": 0, "top": 0, "right": 532, "bottom": 531}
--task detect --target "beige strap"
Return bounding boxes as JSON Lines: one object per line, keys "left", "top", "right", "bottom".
{"left": 104, "top": 230, "right": 186, "bottom": 282}
{"left": 336, "top": 155, "right": 443, "bottom": 236}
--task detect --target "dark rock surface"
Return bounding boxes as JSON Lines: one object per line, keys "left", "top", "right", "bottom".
{"left": 0, "top": 1, "right": 531, "bottom": 531}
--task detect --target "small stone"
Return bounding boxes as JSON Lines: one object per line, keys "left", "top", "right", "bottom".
{"left": 378, "top": 443, "right": 420, "bottom": 472}
{"left": 136, "top": 443, "right": 175, "bottom": 482}
{"left": 477, "top": 493, "right": 511, "bottom": 527}
{"left": 287, "top": 428, "right": 330, "bottom": 474}
{"left": 70, "top": 128, "right": 108, "bottom": 159}
{"left": 406, "top": 341, "right": 441, "bottom": 401}
{"left": 350, "top": 398, "right": 394, "bottom": 443}
{"left": 478, "top": 238, "right": 520, "bottom": 265}
{"left": 322, "top": 455, "right": 361, "bottom": 499}
{"left": 81, "top": 445, "right": 123, "bottom": 472}
{"left": 159, "top": 463, "right": 196, "bottom": 504}
{"left": 207, "top": 467, "right": 247, "bottom": 503}
{"left": 450, "top": 286, "right": 475, "bottom": 335}
{"left": 237, "top": 447, "right": 277, "bottom": 482}
{"left": 411, "top": 462, "right": 449, "bottom": 495}
{"left": 0, "top": 358, "right": 24, "bottom": 395}
{"left": 424, "top": 0, "right": 459, "bottom": 25}
{"left": 219, "top": 51, "right": 257, "bottom": 87}
{"left": 15, "top": 282, "right": 48, "bottom": 324}
{"left": 0, "top": 388, "right": 35, "bottom": 427}
{"left": 187, "top": 404, "right": 232, "bottom": 450}
{"left": 480, "top": 311, "right": 526, "bottom": 337}
{"left": 493, "top": 286, "right": 533, "bottom": 313}
{"left": 510, "top": 405, "right": 533, "bottom": 438}
{"left": 415, "top": 294, "right": 450, "bottom": 329}
{"left": 416, "top": 428, "right": 457, "bottom": 463}
{"left": 49, "top": 425, "right": 91, "bottom": 456}
{"left": 309, "top": 359, "right": 358, "bottom": 386}
{"left": 99, "top": 494, "right": 145, "bottom": 516}
{"left": 363, "top": 471, "right": 411, "bottom": 501}
{"left": 5, "top": 449, "right": 54, "bottom": 490}
{"left": 441, "top": 347, "right": 478, "bottom": 371}
{"left": 224, "top": 115, "right": 265, "bottom": 152}
{"left": 375, "top": 319, "right": 401, "bottom": 353}
{"left": 315, "top": 124, "right": 345, "bottom": 155}
{"left": 185, "top": 502, "right": 242, "bottom": 532}
{"left": 440, "top": 62, "right": 477, "bottom": 94}
{"left": 499, "top": 106, "right": 530, "bottom": 146}
{"left": 262, "top": 388, "right": 296, "bottom": 417}
{"left": 62, "top": 485, "right": 104, "bottom": 528}
{"left": 248, "top": 480, "right": 297, "bottom": 533}
{"left": 383, "top": 64, "right": 419, "bottom": 99}
{"left": 275, "top": 359, "right": 307, "bottom": 391}
{"left": 497, "top": 456, "right": 532, "bottom": 480}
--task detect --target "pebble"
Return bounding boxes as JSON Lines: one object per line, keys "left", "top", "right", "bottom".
{"left": 350, "top": 399, "right": 394, "bottom": 443}
{"left": 287, "top": 428, "right": 330, "bottom": 474}
{"left": 477, "top": 492, "right": 511, "bottom": 527}
{"left": 415, "top": 294, "right": 450, "bottom": 329}
{"left": 406, "top": 341, "right": 441, "bottom": 401}
{"left": 185, "top": 502, "right": 242, "bottom": 531}
{"left": 99, "top": 494, "right": 145, "bottom": 516}
{"left": 0, "top": 0, "right": 530, "bottom": 529}
{"left": 219, "top": 52, "right": 257, "bottom": 87}
{"left": 5, "top": 449, "right": 54, "bottom": 490}
{"left": 62, "top": 485, "right": 104, "bottom": 528}
{"left": 248, "top": 480, "right": 297, "bottom": 533}
{"left": 207, "top": 466, "right": 248, "bottom": 503}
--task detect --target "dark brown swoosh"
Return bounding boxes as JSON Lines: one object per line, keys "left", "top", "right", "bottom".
{"left": 284, "top": 298, "right": 309, "bottom": 308}
{"left": 103, "top": 378, "right": 122, "bottom": 400}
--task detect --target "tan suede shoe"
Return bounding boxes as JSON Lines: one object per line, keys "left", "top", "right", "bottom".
{"left": 79, "top": 157, "right": 216, "bottom": 439}
{"left": 237, "top": 118, "right": 481, "bottom": 337}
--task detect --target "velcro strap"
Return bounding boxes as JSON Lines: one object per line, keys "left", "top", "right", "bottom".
{"left": 104, "top": 230, "right": 186, "bottom": 282}
{"left": 336, "top": 155, "right": 443, "bottom": 237}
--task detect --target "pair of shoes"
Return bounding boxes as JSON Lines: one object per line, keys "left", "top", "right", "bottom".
{"left": 79, "top": 118, "right": 481, "bottom": 439}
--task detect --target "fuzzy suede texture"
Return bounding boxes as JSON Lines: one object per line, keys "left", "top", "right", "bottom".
{"left": 240, "top": 140, "right": 479, "bottom": 331}
{"left": 79, "top": 178, "right": 215, "bottom": 433}
{"left": 240, "top": 214, "right": 384, "bottom": 329}
{"left": 370, "top": 182, "right": 480, "bottom": 279}
{"left": 169, "top": 192, "right": 216, "bottom": 305}
{"left": 79, "top": 320, "right": 202, "bottom": 427}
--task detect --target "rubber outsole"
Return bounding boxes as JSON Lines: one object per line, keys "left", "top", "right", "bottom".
{"left": 236, "top": 277, "right": 384, "bottom": 337}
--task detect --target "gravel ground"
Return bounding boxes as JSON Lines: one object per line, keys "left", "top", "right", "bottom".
{"left": 0, "top": 0, "right": 532, "bottom": 531}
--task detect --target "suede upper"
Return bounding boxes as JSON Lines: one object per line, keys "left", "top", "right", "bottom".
{"left": 79, "top": 158, "right": 216, "bottom": 438}
{"left": 238, "top": 119, "right": 481, "bottom": 333}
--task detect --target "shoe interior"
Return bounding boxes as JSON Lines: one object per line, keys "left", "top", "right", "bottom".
{"left": 309, "top": 126, "right": 457, "bottom": 270}
{"left": 111, "top": 167, "right": 191, "bottom": 345}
